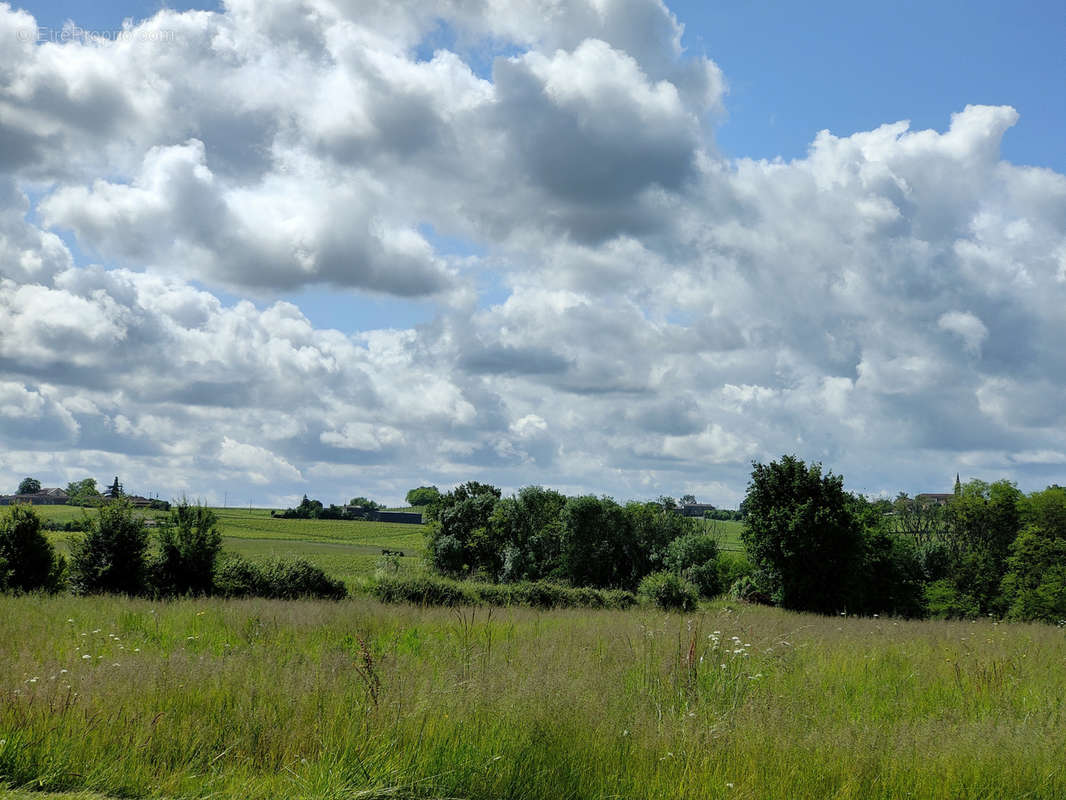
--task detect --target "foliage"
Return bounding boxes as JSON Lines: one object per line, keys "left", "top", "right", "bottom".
{"left": 106, "top": 476, "right": 123, "bottom": 498}
{"left": 213, "top": 555, "right": 268, "bottom": 598}
{"left": 214, "top": 554, "right": 347, "bottom": 600}
{"left": 373, "top": 573, "right": 636, "bottom": 609}
{"left": 425, "top": 482, "right": 503, "bottom": 578}
{"left": 17, "top": 477, "right": 41, "bottom": 495}
{"left": 0, "top": 505, "right": 65, "bottom": 593}
{"left": 491, "top": 486, "right": 568, "bottom": 582}
{"left": 349, "top": 496, "right": 383, "bottom": 510}
{"left": 664, "top": 531, "right": 720, "bottom": 597}
{"left": 65, "top": 477, "right": 101, "bottom": 506}
{"left": 637, "top": 570, "right": 699, "bottom": 611}
{"left": 931, "top": 479, "right": 1023, "bottom": 617}
{"left": 69, "top": 500, "right": 150, "bottom": 595}
{"left": 149, "top": 502, "right": 223, "bottom": 596}
{"left": 405, "top": 486, "right": 441, "bottom": 507}
{"left": 740, "top": 455, "right": 863, "bottom": 613}
{"left": 277, "top": 495, "right": 325, "bottom": 519}
{"left": 1001, "top": 486, "right": 1066, "bottom": 622}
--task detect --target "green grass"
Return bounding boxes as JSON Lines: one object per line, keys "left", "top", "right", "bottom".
{"left": 1, "top": 595, "right": 1063, "bottom": 799}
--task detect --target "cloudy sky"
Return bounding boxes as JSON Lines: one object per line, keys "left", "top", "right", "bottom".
{"left": 1, "top": 0, "right": 1064, "bottom": 508}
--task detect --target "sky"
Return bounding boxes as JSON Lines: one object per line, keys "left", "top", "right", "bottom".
{"left": 1, "top": 0, "right": 1064, "bottom": 508}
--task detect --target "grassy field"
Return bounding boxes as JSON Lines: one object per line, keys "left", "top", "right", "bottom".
{"left": 2, "top": 594, "right": 1063, "bottom": 799}
{"left": 34, "top": 507, "right": 428, "bottom": 590}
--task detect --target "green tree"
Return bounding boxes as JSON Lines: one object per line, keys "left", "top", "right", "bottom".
{"left": 561, "top": 495, "right": 635, "bottom": 589}
{"left": 348, "top": 496, "right": 382, "bottom": 509}
{"left": 17, "top": 477, "right": 41, "bottom": 495}
{"left": 1001, "top": 486, "right": 1066, "bottom": 622}
{"left": 0, "top": 505, "right": 65, "bottom": 593}
{"left": 425, "top": 482, "right": 502, "bottom": 578}
{"left": 149, "top": 501, "right": 223, "bottom": 596}
{"left": 939, "top": 479, "right": 1022, "bottom": 615}
{"left": 490, "top": 486, "right": 567, "bottom": 582}
{"left": 66, "top": 478, "right": 101, "bottom": 506}
{"left": 740, "top": 455, "right": 863, "bottom": 613}
{"left": 69, "top": 499, "right": 149, "bottom": 595}
{"left": 405, "top": 486, "right": 441, "bottom": 507}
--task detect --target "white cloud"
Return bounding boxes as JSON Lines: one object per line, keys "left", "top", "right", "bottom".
{"left": 0, "top": 1, "right": 1063, "bottom": 504}
{"left": 938, "top": 311, "right": 989, "bottom": 354}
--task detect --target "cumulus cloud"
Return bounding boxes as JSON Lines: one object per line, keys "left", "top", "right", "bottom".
{"left": 0, "top": 1, "right": 1063, "bottom": 504}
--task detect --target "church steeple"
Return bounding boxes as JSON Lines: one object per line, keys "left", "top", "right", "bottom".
{"left": 954, "top": 473, "right": 961, "bottom": 496}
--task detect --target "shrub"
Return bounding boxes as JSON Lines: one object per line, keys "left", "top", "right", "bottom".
{"left": 215, "top": 555, "right": 347, "bottom": 600}
{"left": 716, "top": 552, "right": 753, "bottom": 591}
{"left": 729, "top": 574, "right": 772, "bottom": 605}
{"left": 0, "top": 505, "right": 65, "bottom": 593}
{"left": 69, "top": 500, "right": 150, "bottom": 595}
{"left": 372, "top": 574, "right": 637, "bottom": 610}
{"left": 373, "top": 573, "right": 477, "bottom": 606}
{"left": 261, "top": 558, "right": 347, "bottom": 600}
{"left": 924, "top": 579, "right": 981, "bottom": 619}
{"left": 638, "top": 570, "right": 699, "bottom": 612}
{"left": 214, "top": 556, "right": 268, "bottom": 598}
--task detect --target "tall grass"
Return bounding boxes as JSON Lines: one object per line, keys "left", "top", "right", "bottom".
{"left": 2, "top": 595, "right": 1063, "bottom": 799}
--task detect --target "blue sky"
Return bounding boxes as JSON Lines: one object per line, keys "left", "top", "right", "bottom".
{"left": 2, "top": 0, "right": 1064, "bottom": 506}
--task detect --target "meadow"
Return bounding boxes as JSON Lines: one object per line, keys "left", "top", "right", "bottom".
{"left": 2, "top": 594, "right": 1063, "bottom": 799}
{"left": 34, "top": 507, "right": 427, "bottom": 591}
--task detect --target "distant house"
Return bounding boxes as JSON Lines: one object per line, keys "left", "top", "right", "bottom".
{"left": 0, "top": 487, "right": 69, "bottom": 506}
{"left": 679, "top": 502, "right": 716, "bottom": 518}
{"left": 344, "top": 505, "right": 423, "bottom": 525}
{"left": 915, "top": 493, "right": 953, "bottom": 506}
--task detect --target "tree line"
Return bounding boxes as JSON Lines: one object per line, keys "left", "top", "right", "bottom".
{"left": 419, "top": 460, "right": 1066, "bottom": 622}
{"left": 0, "top": 500, "right": 344, "bottom": 600}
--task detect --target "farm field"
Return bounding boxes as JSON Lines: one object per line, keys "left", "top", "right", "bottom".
{"left": 35, "top": 506, "right": 428, "bottom": 590}
{"left": 32, "top": 506, "right": 741, "bottom": 589}
{"left": 2, "top": 595, "right": 1064, "bottom": 799}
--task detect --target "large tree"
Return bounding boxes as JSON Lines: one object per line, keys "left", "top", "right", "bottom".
{"left": 0, "top": 504, "right": 65, "bottom": 593}
{"left": 17, "top": 477, "right": 41, "bottom": 495}
{"left": 69, "top": 500, "right": 149, "bottom": 595}
{"left": 740, "top": 455, "right": 863, "bottom": 613}
{"left": 66, "top": 478, "right": 101, "bottom": 506}
{"left": 405, "top": 486, "right": 441, "bottom": 507}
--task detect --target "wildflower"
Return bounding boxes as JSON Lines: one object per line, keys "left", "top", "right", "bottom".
{"left": 726, "top": 783, "right": 734, "bottom": 789}
{"left": 67, "top": 619, "right": 74, "bottom": 624}
{"left": 92, "top": 629, "right": 101, "bottom": 633}
{"left": 112, "top": 663, "right": 121, "bottom": 667}
{"left": 134, "top": 648, "right": 140, "bottom": 653}
{"left": 60, "top": 669, "right": 68, "bottom": 674}
{"left": 26, "top": 677, "right": 38, "bottom": 683}
{"left": 82, "top": 654, "right": 91, "bottom": 660}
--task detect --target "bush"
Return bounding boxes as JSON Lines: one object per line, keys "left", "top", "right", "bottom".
{"left": 924, "top": 579, "right": 981, "bottom": 619}
{"left": 372, "top": 574, "right": 637, "bottom": 610}
{"left": 373, "top": 573, "right": 477, "bottom": 606}
{"left": 0, "top": 505, "right": 65, "bottom": 593}
{"left": 214, "top": 556, "right": 268, "bottom": 598}
{"left": 716, "top": 552, "right": 753, "bottom": 591}
{"left": 729, "top": 574, "right": 772, "bottom": 605}
{"left": 69, "top": 500, "right": 150, "bottom": 595}
{"left": 664, "top": 532, "right": 721, "bottom": 597}
{"left": 638, "top": 570, "right": 699, "bottom": 612}
{"left": 215, "top": 555, "right": 347, "bottom": 600}
{"left": 261, "top": 558, "right": 347, "bottom": 600}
